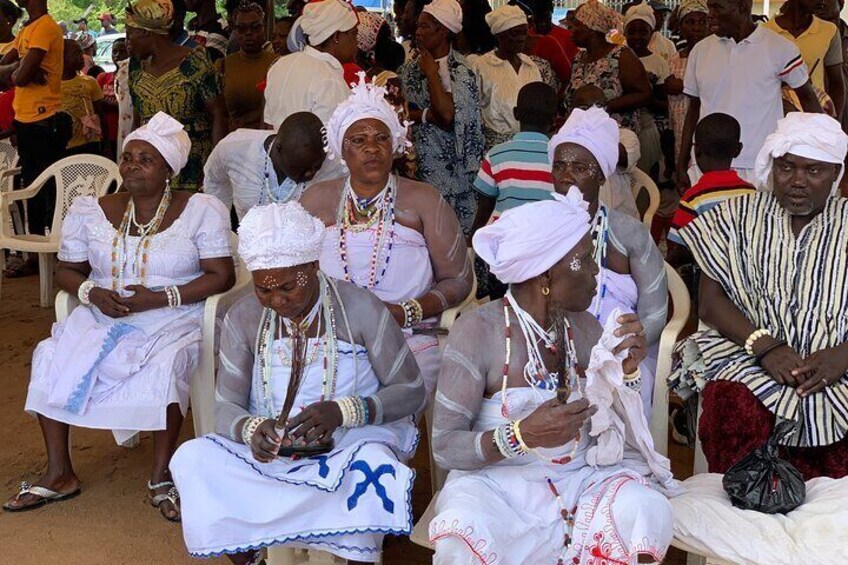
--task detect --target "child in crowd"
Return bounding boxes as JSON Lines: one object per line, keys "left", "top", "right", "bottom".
{"left": 667, "top": 113, "right": 755, "bottom": 271}
{"left": 61, "top": 38, "right": 105, "bottom": 155}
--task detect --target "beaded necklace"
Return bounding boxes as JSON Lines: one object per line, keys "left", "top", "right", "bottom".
{"left": 276, "top": 296, "right": 324, "bottom": 367}
{"left": 546, "top": 477, "right": 577, "bottom": 564}
{"left": 255, "top": 274, "right": 339, "bottom": 418}
{"left": 261, "top": 141, "right": 304, "bottom": 205}
{"left": 500, "top": 296, "right": 583, "bottom": 465}
{"left": 110, "top": 189, "right": 172, "bottom": 292}
{"left": 591, "top": 204, "right": 609, "bottom": 320}
{"left": 337, "top": 175, "right": 397, "bottom": 290}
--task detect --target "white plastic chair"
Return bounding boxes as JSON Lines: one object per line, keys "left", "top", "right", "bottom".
{"left": 53, "top": 231, "right": 251, "bottom": 442}
{"left": 410, "top": 261, "right": 693, "bottom": 553}
{"left": 629, "top": 167, "right": 660, "bottom": 231}
{"left": 0, "top": 139, "right": 23, "bottom": 237}
{"left": 0, "top": 154, "right": 120, "bottom": 307}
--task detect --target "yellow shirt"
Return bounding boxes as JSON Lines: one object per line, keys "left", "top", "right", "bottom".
{"left": 12, "top": 15, "right": 63, "bottom": 123}
{"left": 764, "top": 17, "right": 842, "bottom": 91}
{"left": 61, "top": 74, "right": 104, "bottom": 148}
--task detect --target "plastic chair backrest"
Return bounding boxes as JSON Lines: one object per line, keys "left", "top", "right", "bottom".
{"left": 650, "top": 261, "right": 691, "bottom": 457}
{"left": 0, "top": 138, "right": 18, "bottom": 191}
{"left": 629, "top": 168, "right": 660, "bottom": 230}
{"left": 47, "top": 155, "right": 120, "bottom": 236}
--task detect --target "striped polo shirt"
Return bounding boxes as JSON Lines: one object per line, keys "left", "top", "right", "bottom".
{"left": 668, "top": 169, "right": 755, "bottom": 247}
{"left": 473, "top": 131, "right": 554, "bottom": 220}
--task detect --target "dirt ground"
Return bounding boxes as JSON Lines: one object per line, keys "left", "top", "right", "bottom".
{"left": 0, "top": 275, "right": 690, "bottom": 564}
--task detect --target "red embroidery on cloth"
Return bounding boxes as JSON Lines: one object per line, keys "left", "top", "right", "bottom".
{"left": 429, "top": 518, "right": 499, "bottom": 564}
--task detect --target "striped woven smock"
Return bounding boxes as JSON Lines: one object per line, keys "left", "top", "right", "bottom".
{"left": 674, "top": 191, "right": 848, "bottom": 447}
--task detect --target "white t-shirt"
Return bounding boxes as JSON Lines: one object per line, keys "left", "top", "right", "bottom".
{"left": 263, "top": 46, "right": 350, "bottom": 129}
{"left": 684, "top": 26, "right": 808, "bottom": 169}
{"left": 468, "top": 51, "right": 542, "bottom": 136}
{"left": 649, "top": 32, "right": 677, "bottom": 62}
{"left": 203, "top": 128, "right": 345, "bottom": 220}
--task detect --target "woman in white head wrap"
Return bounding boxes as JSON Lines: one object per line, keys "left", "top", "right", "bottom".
{"left": 170, "top": 201, "right": 425, "bottom": 564}
{"left": 549, "top": 106, "right": 668, "bottom": 416}
{"left": 263, "top": 0, "right": 359, "bottom": 129}
{"left": 466, "top": 4, "right": 542, "bottom": 150}
{"left": 4, "top": 112, "right": 236, "bottom": 521}
{"left": 666, "top": 0, "right": 708, "bottom": 170}
{"left": 399, "top": 0, "right": 485, "bottom": 236}
{"left": 300, "top": 75, "right": 472, "bottom": 401}
{"left": 430, "top": 188, "right": 679, "bottom": 565}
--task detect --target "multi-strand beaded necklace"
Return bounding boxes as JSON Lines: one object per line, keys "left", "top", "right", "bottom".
{"left": 337, "top": 175, "right": 397, "bottom": 291}
{"left": 255, "top": 273, "right": 339, "bottom": 419}
{"left": 591, "top": 204, "right": 609, "bottom": 320}
{"left": 110, "top": 189, "right": 172, "bottom": 292}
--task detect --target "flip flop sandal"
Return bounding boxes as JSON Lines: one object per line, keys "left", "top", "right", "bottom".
{"left": 148, "top": 480, "right": 181, "bottom": 523}
{"left": 3, "top": 481, "right": 82, "bottom": 513}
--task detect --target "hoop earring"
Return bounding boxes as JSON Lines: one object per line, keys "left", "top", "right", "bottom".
{"left": 541, "top": 286, "right": 551, "bottom": 297}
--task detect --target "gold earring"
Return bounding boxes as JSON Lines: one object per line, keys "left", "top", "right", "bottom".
{"left": 541, "top": 286, "right": 551, "bottom": 297}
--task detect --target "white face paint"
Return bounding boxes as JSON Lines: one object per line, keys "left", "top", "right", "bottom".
{"left": 569, "top": 257, "right": 582, "bottom": 272}
{"left": 295, "top": 271, "right": 308, "bottom": 287}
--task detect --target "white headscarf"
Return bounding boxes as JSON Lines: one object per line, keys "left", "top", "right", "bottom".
{"left": 238, "top": 202, "right": 326, "bottom": 272}
{"left": 677, "top": 0, "right": 708, "bottom": 20}
{"left": 624, "top": 1, "right": 656, "bottom": 30}
{"left": 473, "top": 187, "right": 591, "bottom": 284}
{"left": 423, "top": 0, "right": 463, "bottom": 34}
{"left": 325, "top": 73, "right": 410, "bottom": 166}
{"left": 123, "top": 112, "right": 191, "bottom": 175}
{"left": 485, "top": 5, "right": 527, "bottom": 35}
{"left": 300, "top": 0, "right": 359, "bottom": 47}
{"left": 754, "top": 112, "right": 848, "bottom": 195}
{"left": 549, "top": 107, "right": 620, "bottom": 180}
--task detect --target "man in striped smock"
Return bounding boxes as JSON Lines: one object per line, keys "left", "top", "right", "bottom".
{"left": 671, "top": 112, "right": 848, "bottom": 479}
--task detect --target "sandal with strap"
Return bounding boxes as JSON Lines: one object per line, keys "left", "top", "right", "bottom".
{"left": 147, "top": 480, "right": 181, "bottom": 523}
{"left": 3, "top": 481, "right": 81, "bottom": 513}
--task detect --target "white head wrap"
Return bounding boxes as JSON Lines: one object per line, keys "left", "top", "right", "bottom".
{"left": 422, "top": 0, "right": 463, "bottom": 34}
{"left": 624, "top": 1, "right": 656, "bottom": 30}
{"left": 325, "top": 73, "right": 410, "bottom": 166}
{"left": 123, "top": 112, "right": 191, "bottom": 175}
{"left": 300, "top": 0, "right": 359, "bottom": 47}
{"left": 473, "top": 187, "right": 591, "bottom": 284}
{"left": 485, "top": 5, "right": 528, "bottom": 35}
{"left": 287, "top": 16, "right": 307, "bottom": 53}
{"left": 754, "top": 112, "right": 848, "bottom": 195}
{"left": 238, "top": 202, "right": 326, "bottom": 272}
{"left": 549, "top": 106, "right": 620, "bottom": 180}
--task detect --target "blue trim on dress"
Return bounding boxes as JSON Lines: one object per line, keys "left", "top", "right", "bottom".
{"left": 187, "top": 469, "right": 417, "bottom": 559}
{"left": 63, "top": 322, "right": 136, "bottom": 414}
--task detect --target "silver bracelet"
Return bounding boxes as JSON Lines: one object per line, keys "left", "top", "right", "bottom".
{"left": 78, "top": 280, "right": 97, "bottom": 305}
{"left": 165, "top": 285, "right": 182, "bottom": 308}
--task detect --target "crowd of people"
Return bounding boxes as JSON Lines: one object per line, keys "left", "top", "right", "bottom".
{"left": 1, "top": 0, "right": 847, "bottom": 563}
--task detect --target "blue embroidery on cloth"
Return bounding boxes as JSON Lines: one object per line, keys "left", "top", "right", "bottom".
{"left": 287, "top": 454, "right": 331, "bottom": 478}
{"left": 63, "top": 322, "right": 136, "bottom": 414}
{"left": 346, "top": 460, "right": 396, "bottom": 513}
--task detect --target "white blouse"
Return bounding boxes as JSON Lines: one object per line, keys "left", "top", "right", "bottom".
{"left": 468, "top": 51, "right": 542, "bottom": 136}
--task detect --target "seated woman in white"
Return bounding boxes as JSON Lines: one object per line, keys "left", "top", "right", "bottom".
{"left": 170, "top": 202, "right": 426, "bottom": 564}
{"left": 429, "top": 190, "right": 681, "bottom": 564}
{"left": 300, "top": 75, "right": 473, "bottom": 400}
{"left": 3, "top": 113, "right": 236, "bottom": 521}
{"left": 550, "top": 106, "right": 667, "bottom": 416}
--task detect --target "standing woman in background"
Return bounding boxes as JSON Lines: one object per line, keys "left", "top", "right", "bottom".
{"left": 126, "top": 0, "right": 227, "bottom": 192}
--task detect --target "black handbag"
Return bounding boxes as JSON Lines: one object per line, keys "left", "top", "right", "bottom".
{"left": 722, "top": 419, "right": 806, "bottom": 514}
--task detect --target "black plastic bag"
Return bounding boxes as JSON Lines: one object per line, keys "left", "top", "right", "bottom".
{"left": 722, "top": 419, "right": 806, "bottom": 514}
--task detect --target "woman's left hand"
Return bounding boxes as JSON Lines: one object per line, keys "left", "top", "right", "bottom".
{"left": 612, "top": 313, "right": 648, "bottom": 374}
{"left": 286, "top": 401, "right": 343, "bottom": 445}
{"left": 793, "top": 346, "right": 848, "bottom": 397}
{"left": 122, "top": 285, "right": 165, "bottom": 314}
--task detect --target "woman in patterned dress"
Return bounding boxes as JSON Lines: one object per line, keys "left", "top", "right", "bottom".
{"left": 125, "top": 0, "right": 227, "bottom": 192}
{"left": 565, "top": 0, "right": 651, "bottom": 135}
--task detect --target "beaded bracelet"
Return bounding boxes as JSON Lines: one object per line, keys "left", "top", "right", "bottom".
{"left": 336, "top": 396, "right": 369, "bottom": 428}
{"left": 400, "top": 299, "right": 424, "bottom": 328}
{"left": 165, "top": 285, "right": 182, "bottom": 309}
{"left": 241, "top": 416, "right": 266, "bottom": 446}
{"left": 623, "top": 368, "right": 642, "bottom": 391}
{"left": 492, "top": 421, "right": 527, "bottom": 459}
{"left": 78, "top": 280, "right": 97, "bottom": 306}
{"left": 744, "top": 328, "right": 771, "bottom": 356}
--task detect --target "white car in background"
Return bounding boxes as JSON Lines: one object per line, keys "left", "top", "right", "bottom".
{"left": 93, "top": 32, "right": 126, "bottom": 73}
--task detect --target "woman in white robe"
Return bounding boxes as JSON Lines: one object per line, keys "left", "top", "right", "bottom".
{"left": 429, "top": 189, "right": 681, "bottom": 565}
{"left": 550, "top": 107, "right": 667, "bottom": 417}
{"left": 300, "top": 75, "right": 473, "bottom": 402}
{"left": 3, "top": 113, "right": 236, "bottom": 520}
{"left": 170, "top": 201, "right": 426, "bottom": 564}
